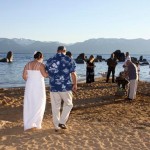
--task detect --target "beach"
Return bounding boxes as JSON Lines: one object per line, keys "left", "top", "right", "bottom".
{"left": 0, "top": 78, "right": 150, "bottom": 150}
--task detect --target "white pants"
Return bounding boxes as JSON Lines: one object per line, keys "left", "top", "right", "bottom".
{"left": 50, "top": 91, "right": 73, "bottom": 129}
{"left": 128, "top": 79, "right": 138, "bottom": 99}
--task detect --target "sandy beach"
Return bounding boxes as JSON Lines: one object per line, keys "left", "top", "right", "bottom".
{"left": 0, "top": 78, "right": 150, "bottom": 150}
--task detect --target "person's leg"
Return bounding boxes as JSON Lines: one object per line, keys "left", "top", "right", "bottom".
{"left": 112, "top": 68, "right": 115, "bottom": 83}
{"left": 122, "top": 80, "right": 126, "bottom": 89}
{"left": 59, "top": 91, "right": 73, "bottom": 125}
{"left": 50, "top": 92, "right": 62, "bottom": 129}
{"left": 128, "top": 80, "right": 136, "bottom": 99}
{"left": 92, "top": 74, "right": 95, "bottom": 82}
{"left": 86, "top": 71, "right": 90, "bottom": 83}
{"left": 133, "top": 80, "right": 138, "bottom": 99}
{"left": 106, "top": 67, "right": 111, "bottom": 82}
{"left": 91, "top": 71, "right": 94, "bottom": 82}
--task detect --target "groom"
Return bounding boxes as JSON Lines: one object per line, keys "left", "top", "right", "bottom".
{"left": 46, "top": 46, "right": 77, "bottom": 131}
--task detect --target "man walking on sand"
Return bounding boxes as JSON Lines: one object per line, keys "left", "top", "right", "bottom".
{"left": 46, "top": 46, "right": 77, "bottom": 131}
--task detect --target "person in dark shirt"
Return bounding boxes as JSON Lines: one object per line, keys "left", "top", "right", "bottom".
{"left": 86, "top": 55, "right": 95, "bottom": 83}
{"left": 106, "top": 53, "right": 118, "bottom": 83}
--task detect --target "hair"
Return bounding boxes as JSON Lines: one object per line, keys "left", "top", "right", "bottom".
{"left": 89, "top": 55, "right": 94, "bottom": 59}
{"left": 89, "top": 55, "right": 95, "bottom": 62}
{"left": 34, "top": 51, "right": 43, "bottom": 59}
{"left": 66, "top": 51, "right": 72, "bottom": 58}
{"left": 6, "top": 51, "right": 13, "bottom": 59}
{"left": 57, "top": 46, "right": 66, "bottom": 52}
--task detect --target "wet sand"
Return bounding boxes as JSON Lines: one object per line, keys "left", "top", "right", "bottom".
{"left": 0, "top": 79, "right": 150, "bottom": 149}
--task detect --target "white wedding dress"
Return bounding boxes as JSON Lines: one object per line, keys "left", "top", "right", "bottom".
{"left": 23, "top": 63, "right": 46, "bottom": 131}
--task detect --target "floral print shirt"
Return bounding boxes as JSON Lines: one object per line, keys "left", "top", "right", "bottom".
{"left": 45, "top": 53, "right": 76, "bottom": 92}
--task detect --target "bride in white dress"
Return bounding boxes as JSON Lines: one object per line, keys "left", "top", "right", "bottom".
{"left": 22, "top": 51, "right": 48, "bottom": 131}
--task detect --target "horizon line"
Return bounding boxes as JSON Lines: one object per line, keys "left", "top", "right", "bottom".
{"left": 0, "top": 37, "right": 150, "bottom": 45}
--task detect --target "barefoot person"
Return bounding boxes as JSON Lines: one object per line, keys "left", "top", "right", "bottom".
{"left": 22, "top": 51, "right": 48, "bottom": 131}
{"left": 46, "top": 46, "right": 77, "bottom": 131}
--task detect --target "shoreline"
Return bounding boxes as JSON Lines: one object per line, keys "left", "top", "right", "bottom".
{"left": 0, "top": 78, "right": 150, "bottom": 149}
{"left": 0, "top": 78, "right": 150, "bottom": 107}
{"left": 0, "top": 75, "right": 150, "bottom": 89}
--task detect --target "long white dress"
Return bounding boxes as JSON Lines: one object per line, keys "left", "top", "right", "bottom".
{"left": 23, "top": 63, "right": 46, "bottom": 131}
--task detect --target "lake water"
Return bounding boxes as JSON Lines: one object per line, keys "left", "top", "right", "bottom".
{"left": 0, "top": 53, "right": 150, "bottom": 88}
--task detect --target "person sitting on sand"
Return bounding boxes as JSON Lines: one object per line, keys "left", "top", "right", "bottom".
{"left": 116, "top": 71, "right": 129, "bottom": 90}
{"left": 22, "top": 51, "right": 48, "bottom": 131}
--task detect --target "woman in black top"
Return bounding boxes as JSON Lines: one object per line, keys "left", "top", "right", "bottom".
{"left": 86, "top": 55, "right": 95, "bottom": 83}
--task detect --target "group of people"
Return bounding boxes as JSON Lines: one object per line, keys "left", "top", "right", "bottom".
{"left": 85, "top": 52, "right": 139, "bottom": 101}
{"left": 106, "top": 51, "right": 138, "bottom": 100}
{"left": 23, "top": 46, "right": 77, "bottom": 132}
{"left": 23, "top": 48, "right": 139, "bottom": 132}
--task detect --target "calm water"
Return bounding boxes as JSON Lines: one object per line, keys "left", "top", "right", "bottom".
{"left": 0, "top": 53, "right": 150, "bottom": 88}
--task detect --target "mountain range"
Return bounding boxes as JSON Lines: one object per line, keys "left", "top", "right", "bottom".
{"left": 0, "top": 38, "right": 150, "bottom": 54}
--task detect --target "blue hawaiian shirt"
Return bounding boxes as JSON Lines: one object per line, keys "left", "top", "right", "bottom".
{"left": 45, "top": 53, "right": 76, "bottom": 92}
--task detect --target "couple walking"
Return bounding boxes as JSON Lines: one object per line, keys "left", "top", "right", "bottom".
{"left": 22, "top": 46, "right": 77, "bottom": 132}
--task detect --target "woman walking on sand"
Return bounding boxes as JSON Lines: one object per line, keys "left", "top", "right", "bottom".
{"left": 22, "top": 51, "right": 48, "bottom": 131}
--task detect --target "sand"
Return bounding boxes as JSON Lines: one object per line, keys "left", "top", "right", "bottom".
{"left": 0, "top": 79, "right": 150, "bottom": 150}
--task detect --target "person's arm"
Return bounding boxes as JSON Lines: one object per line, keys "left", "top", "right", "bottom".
{"left": 22, "top": 65, "right": 28, "bottom": 81}
{"left": 71, "top": 72, "right": 77, "bottom": 93}
{"left": 40, "top": 63, "right": 49, "bottom": 78}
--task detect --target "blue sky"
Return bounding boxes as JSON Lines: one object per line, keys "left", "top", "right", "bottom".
{"left": 1, "top": 0, "right": 150, "bottom": 43}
